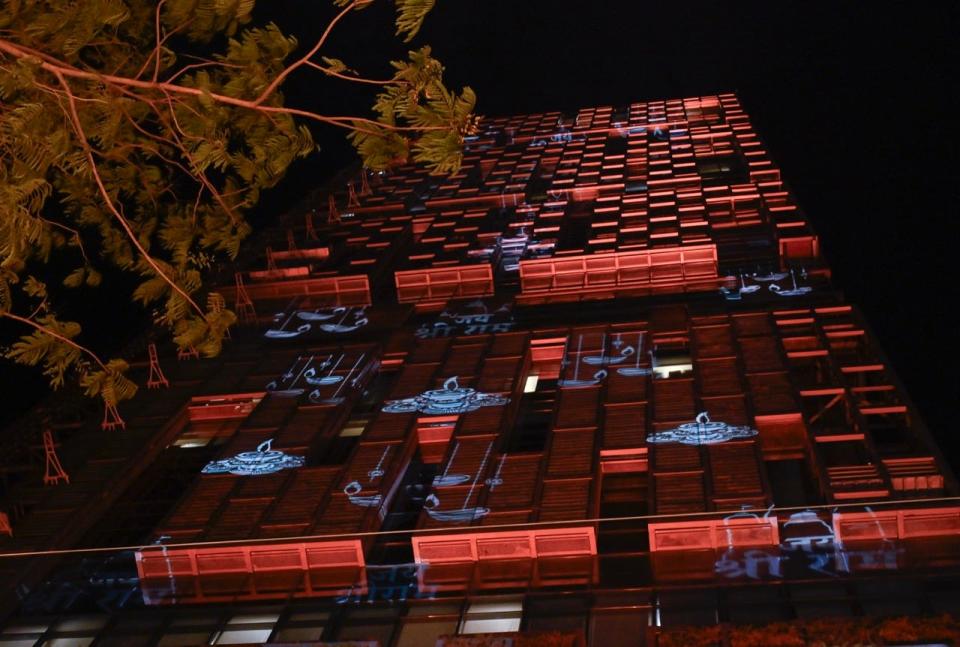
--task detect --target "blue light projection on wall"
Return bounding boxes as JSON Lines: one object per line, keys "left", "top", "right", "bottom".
{"left": 423, "top": 441, "right": 494, "bottom": 523}
{"left": 415, "top": 299, "right": 515, "bottom": 339}
{"left": 201, "top": 439, "right": 304, "bottom": 476}
{"left": 344, "top": 446, "right": 393, "bottom": 508}
{"left": 558, "top": 334, "right": 608, "bottom": 388}
{"left": 617, "top": 332, "right": 652, "bottom": 377}
{"left": 714, "top": 506, "right": 901, "bottom": 581}
{"left": 264, "top": 306, "right": 368, "bottom": 339}
{"left": 381, "top": 377, "right": 509, "bottom": 415}
{"left": 266, "top": 352, "right": 378, "bottom": 405}
{"left": 721, "top": 268, "right": 812, "bottom": 301}
{"left": 769, "top": 268, "right": 813, "bottom": 297}
{"left": 646, "top": 412, "right": 759, "bottom": 446}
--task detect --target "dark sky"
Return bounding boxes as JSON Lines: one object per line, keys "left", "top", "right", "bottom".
{"left": 3, "top": 2, "right": 957, "bottom": 468}
{"left": 259, "top": 1, "right": 959, "bottom": 463}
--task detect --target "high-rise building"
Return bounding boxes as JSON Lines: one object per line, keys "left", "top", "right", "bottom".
{"left": 2, "top": 93, "right": 959, "bottom": 646}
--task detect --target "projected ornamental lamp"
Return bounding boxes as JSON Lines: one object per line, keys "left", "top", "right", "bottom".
{"left": 646, "top": 412, "right": 759, "bottom": 446}
{"left": 382, "top": 376, "right": 509, "bottom": 415}
{"left": 201, "top": 439, "right": 305, "bottom": 476}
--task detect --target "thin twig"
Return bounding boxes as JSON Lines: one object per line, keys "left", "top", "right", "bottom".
{"left": 304, "top": 60, "right": 392, "bottom": 85}
{"left": 50, "top": 68, "right": 205, "bottom": 318}
{"left": 0, "top": 38, "right": 439, "bottom": 134}
{"left": 1, "top": 310, "right": 108, "bottom": 372}
{"left": 251, "top": 0, "right": 357, "bottom": 106}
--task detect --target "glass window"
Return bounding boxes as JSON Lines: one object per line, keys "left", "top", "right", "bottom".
{"left": 459, "top": 598, "right": 523, "bottom": 634}
{"left": 157, "top": 633, "right": 212, "bottom": 647}
{"left": 213, "top": 629, "right": 272, "bottom": 645}
{"left": 211, "top": 612, "right": 279, "bottom": 645}
{"left": 52, "top": 618, "right": 105, "bottom": 633}
{"left": 396, "top": 620, "right": 458, "bottom": 647}
{"left": 275, "top": 627, "right": 324, "bottom": 641}
{"left": 3, "top": 625, "right": 48, "bottom": 635}
{"left": 275, "top": 609, "right": 329, "bottom": 641}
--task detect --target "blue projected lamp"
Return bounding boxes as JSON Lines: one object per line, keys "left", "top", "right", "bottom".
{"left": 201, "top": 439, "right": 304, "bottom": 476}
{"left": 382, "top": 376, "right": 509, "bottom": 415}
{"left": 646, "top": 412, "right": 759, "bottom": 446}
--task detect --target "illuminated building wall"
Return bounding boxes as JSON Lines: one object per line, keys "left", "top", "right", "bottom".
{"left": 1, "top": 93, "right": 959, "bottom": 646}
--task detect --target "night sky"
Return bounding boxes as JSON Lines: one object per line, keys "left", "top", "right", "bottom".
{"left": 3, "top": 2, "right": 957, "bottom": 470}
{"left": 259, "top": 1, "right": 959, "bottom": 465}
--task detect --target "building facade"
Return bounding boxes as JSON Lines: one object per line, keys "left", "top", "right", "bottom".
{"left": 2, "top": 93, "right": 960, "bottom": 646}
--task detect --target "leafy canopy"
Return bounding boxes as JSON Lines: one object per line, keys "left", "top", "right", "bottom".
{"left": 0, "top": 0, "right": 476, "bottom": 411}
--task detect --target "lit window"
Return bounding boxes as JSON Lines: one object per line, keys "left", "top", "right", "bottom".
{"left": 459, "top": 598, "right": 523, "bottom": 634}
{"left": 523, "top": 374, "right": 540, "bottom": 393}
{"left": 213, "top": 629, "right": 272, "bottom": 645}
{"left": 340, "top": 415, "right": 371, "bottom": 437}
{"left": 2, "top": 624, "right": 48, "bottom": 634}
{"left": 51, "top": 618, "right": 105, "bottom": 633}
{"left": 651, "top": 345, "right": 692, "bottom": 379}
{"left": 212, "top": 613, "right": 279, "bottom": 645}
{"left": 0, "top": 628, "right": 43, "bottom": 647}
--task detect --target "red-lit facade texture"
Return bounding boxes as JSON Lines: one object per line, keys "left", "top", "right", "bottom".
{"left": 2, "top": 93, "right": 960, "bottom": 646}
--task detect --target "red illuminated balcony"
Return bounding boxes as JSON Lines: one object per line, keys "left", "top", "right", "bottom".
{"left": 411, "top": 526, "right": 598, "bottom": 590}
{"left": 648, "top": 516, "right": 780, "bottom": 552}
{"left": 517, "top": 243, "right": 718, "bottom": 303}
{"left": 395, "top": 263, "right": 495, "bottom": 304}
{"left": 135, "top": 538, "right": 365, "bottom": 604}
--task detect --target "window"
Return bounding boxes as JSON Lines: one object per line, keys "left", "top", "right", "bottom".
{"left": 274, "top": 610, "right": 329, "bottom": 641}
{"left": 211, "top": 613, "right": 279, "bottom": 645}
{"left": 0, "top": 624, "right": 46, "bottom": 647}
{"left": 459, "top": 598, "right": 523, "bottom": 634}
{"left": 396, "top": 605, "right": 461, "bottom": 647}
{"left": 523, "top": 374, "right": 539, "bottom": 393}
{"left": 651, "top": 343, "right": 692, "bottom": 379}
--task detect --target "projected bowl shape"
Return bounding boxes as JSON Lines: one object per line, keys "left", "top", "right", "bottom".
{"left": 201, "top": 439, "right": 304, "bottom": 476}
{"left": 646, "top": 412, "right": 758, "bottom": 446}
{"left": 382, "top": 376, "right": 509, "bottom": 415}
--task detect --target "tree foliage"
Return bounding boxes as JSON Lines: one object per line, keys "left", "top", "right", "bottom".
{"left": 0, "top": 0, "right": 475, "bottom": 412}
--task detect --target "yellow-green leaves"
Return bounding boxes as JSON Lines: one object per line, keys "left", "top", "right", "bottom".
{"left": 5, "top": 314, "right": 82, "bottom": 389}
{"left": 62, "top": 266, "right": 102, "bottom": 288}
{"left": 79, "top": 358, "right": 137, "bottom": 406}
{"left": 1, "top": 0, "right": 469, "bottom": 408}
{"left": 163, "top": 0, "right": 256, "bottom": 41}
{"left": 0, "top": 273, "right": 12, "bottom": 314}
{"left": 395, "top": 0, "right": 436, "bottom": 42}
{"left": 352, "top": 47, "right": 476, "bottom": 174}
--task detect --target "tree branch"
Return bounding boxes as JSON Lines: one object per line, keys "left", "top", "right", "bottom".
{"left": 1, "top": 310, "right": 108, "bottom": 373}
{"left": 50, "top": 68, "right": 206, "bottom": 319}
{"left": 0, "top": 38, "right": 439, "bottom": 135}
{"left": 304, "top": 60, "right": 391, "bottom": 85}
{"left": 251, "top": 0, "right": 358, "bottom": 106}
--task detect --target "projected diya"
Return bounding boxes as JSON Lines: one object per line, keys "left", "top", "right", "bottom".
{"left": 646, "top": 412, "right": 759, "bottom": 446}
{"left": 382, "top": 376, "right": 509, "bottom": 415}
{"left": 201, "top": 439, "right": 305, "bottom": 476}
